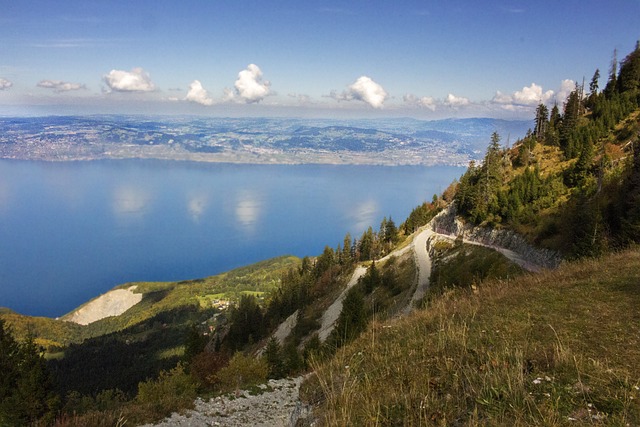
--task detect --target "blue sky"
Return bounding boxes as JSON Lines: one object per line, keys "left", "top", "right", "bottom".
{"left": 1, "top": 0, "right": 639, "bottom": 118}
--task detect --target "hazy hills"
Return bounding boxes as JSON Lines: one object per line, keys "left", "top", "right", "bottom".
{"left": 0, "top": 116, "right": 529, "bottom": 166}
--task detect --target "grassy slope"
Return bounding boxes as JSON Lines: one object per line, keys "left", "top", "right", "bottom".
{"left": 306, "top": 248, "right": 640, "bottom": 426}
{"left": 1, "top": 255, "right": 300, "bottom": 348}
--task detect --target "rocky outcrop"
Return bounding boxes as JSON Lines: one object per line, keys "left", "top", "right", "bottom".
{"left": 430, "top": 205, "right": 562, "bottom": 269}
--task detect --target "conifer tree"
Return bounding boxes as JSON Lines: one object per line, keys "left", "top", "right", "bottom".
{"left": 617, "top": 42, "right": 640, "bottom": 93}
{"left": 330, "top": 286, "right": 367, "bottom": 348}
{"left": 534, "top": 104, "right": 549, "bottom": 139}
{"left": 263, "top": 337, "right": 286, "bottom": 379}
{"left": 604, "top": 48, "right": 618, "bottom": 97}
{"left": 342, "top": 232, "right": 353, "bottom": 265}
{"left": 0, "top": 321, "right": 58, "bottom": 425}
{"left": 621, "top": 139, "right": 640, "bottom": 242}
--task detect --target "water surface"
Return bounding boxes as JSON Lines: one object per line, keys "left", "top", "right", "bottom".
{"left": 0, "top": 159, "right": 464, "bottom": 317}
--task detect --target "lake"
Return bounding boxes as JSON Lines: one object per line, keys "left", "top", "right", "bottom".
{"left": 0, "top": 159, "right": 464, "bottom": 317}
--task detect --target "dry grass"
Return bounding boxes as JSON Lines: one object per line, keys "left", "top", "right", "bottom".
{"left": 304, "top": 249, "right": 640, "bottom": 426}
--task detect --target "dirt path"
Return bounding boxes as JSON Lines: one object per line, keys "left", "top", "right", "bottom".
{"left": 318, "top": 265, "right": 367, "bottom": 342}
{"left": 402, "top": 228, "right": 433, "bottom": 315}
{"left": 141, "top": 377, "right": 309, "bottom": 427}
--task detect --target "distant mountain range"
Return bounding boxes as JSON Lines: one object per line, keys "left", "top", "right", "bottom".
{"left": 0, "top": 115, "right": 530, "bottom": 166}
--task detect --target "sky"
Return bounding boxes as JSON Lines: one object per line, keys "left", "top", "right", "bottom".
{"left": 1, "top": 0, "right": 639, "bottom": 119}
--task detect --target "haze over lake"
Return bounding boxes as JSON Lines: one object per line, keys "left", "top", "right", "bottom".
{"left": 0, "top": 159, "right": 463, "bottom": 317}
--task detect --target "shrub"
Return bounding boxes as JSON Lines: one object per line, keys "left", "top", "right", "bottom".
{"left": 189, "top": 351, "right": 230, "bottom": 390}
{"left": 136, "top": 363, "right": 196, "bottom": 416}
{"left": 216, "top": 352, "right": 268, "bottom": 392}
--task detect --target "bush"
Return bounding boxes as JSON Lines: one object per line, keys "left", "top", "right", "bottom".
{"left": 136, "top": 363, "right": 197, "bottom": 416}
{"left": 189, "top": 351, "right": 230, "bottom": 390}
{"left": 216, "top": 352, "right": 268, "bottom": 392}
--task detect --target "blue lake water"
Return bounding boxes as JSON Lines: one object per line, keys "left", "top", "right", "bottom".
{"left": 0, "top": 159, "right": 464, "bottom": 317}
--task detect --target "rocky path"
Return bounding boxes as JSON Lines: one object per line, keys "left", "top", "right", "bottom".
{"left": 140, "top": 377, "right": 309, "bottom": 427}
{"left": 402, "top": 228, "right": 433, "bottom": 315}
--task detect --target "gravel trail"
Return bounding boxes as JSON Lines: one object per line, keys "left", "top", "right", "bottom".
{"left": 140, "top": 377, "right": 309, "bottom": 427}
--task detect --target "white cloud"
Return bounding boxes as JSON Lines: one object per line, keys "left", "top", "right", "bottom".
{"left": 185, "top": 80, "right": 213, "bottom": 106}
{"left": 222, "top": 87, "right": 235, "bottom": 102}
{"left": 331, "top": 76, "right": 388, "bottom": 108}
{"left": 233, "top": 64, "right": 270, "bottom": 103}
{"left": 0, "top": 78, "right": 12, "bottom": 90}
{"left": 513, "top": 83, "right": 554, "bottom": 105}
{"left": 493, "top": 81, "right": 575, "bottom": 110}
{"left": 103, "top": 67, "right": 155, "bottom": 92}
{"left": 444, "top": 93, "right": 470, "bottom": 107}
{"left": 37, "top": 79, "right": 86, "bottom": 92}
{"left": 491, "top": 90, "right": 513, "bottom": 104}
{"left": 555, "top": 79, "right": 576, "bottom": 105}
{"left": 403, "top": 93, "right": 436, "bottom": 111}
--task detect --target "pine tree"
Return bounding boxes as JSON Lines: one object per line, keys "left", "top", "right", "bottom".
{"left": 384, "top": 217, "right": 398, "bottom": 244}
{"left": 560, "top": 89, "right": 581, "bottom": 158}
{"left": 330, "top": 286, "right": 367, "bottom": 348}
{"left": 0, "top": 321, "right": 58, "bottom": 425}
{"left": 534, "top": 104, "right": 549, "bottom": 139}
{"left": 604, "top": 48, "right": 618, "bottom": 97}
{"left": 589, "top": 68, "right": 600, "bottom": 95}
{"left": 263, "top": 337, "right": 286, "bottom": 379}
{"left": 342, "top": 232, "right": 353, "bottom": 265}
{"left": 617, "top": 42, "right": 640, "bottom": 93}
{"left": 621, "top": 139, "right": 640, "bottom": 242}
{"left": 183, "top": 324, "right": 207, "bottom": 363}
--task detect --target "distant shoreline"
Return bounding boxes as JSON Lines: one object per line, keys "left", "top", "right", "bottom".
{"left": 0, "top": 149, "right": 471, "bottom": 167}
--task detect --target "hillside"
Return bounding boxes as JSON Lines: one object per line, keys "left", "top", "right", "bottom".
{"left": 305, "top": 248, "right": 640, "bottom": 425}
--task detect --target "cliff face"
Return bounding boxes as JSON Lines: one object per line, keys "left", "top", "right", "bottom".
{"left": 430, "top": 204, "right": 562, "bottom": 270}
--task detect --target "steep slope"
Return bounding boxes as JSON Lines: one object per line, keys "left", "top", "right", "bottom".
{"left": 305, "top": 248, "right": 640, "bottom": 425}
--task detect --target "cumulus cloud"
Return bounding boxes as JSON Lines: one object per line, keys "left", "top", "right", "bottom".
{"left": 513, "top": 83, "right": 554, "bottom": 105}
{"left": 444, "top": 93, "right": 470, "bottom": 107}
{"left": 0, "top": 78, "right": 12, "bottom": 90}
{"left": 403, "top": 93, "right": 436, "bottom": 111}
{"left": 555, "top": 79, "right": 576, "bottom": 105}
{"left": 331, "top": 76, "right": 388, "bottom": 108}
{"left": 103, "top": 67, "right": 155, "bottom": 92}
{"left": 233, "top": 64, "right": 270, "bottom": 103}
{"left": 493, "top": 80, "right": 576, "bottom": 110}
{"left": 37, "top": 79, "right": 86, "bottom": 92}
{"left": 492, "top": 83, "right": 553, "bottom": 106}
{"left": 491, "top": 90, "right": 513, "bottom": 104}
{"left": 185, "top": 80, "right": 213, "bottom": 106}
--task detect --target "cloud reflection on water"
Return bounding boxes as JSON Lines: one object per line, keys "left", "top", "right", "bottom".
{"left": 235, "top": 191, "right": 262, "bottom": 234}
{"left": 187, "top": 193, "right": 208, "bottom": 222}
{"left": 349, "top": 199, "right": 379, "bottom": 232}
{"left": 112, "top": 186, "right": 151, "bottom": 217}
